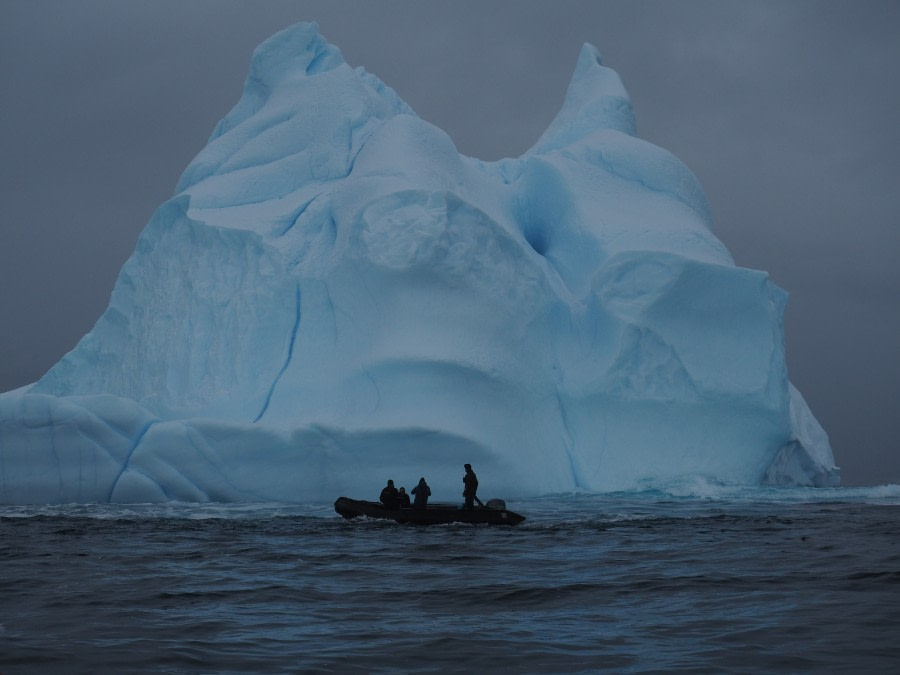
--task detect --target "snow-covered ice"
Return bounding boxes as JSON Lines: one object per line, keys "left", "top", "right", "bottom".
{"left": 0, "top": 23, "right": 839, "bottom": 504}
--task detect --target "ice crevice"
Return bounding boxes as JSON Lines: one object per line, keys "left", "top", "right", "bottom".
{"left": 556, "top": 390, "right": 583, "bottom": 489}
{"left": 254, "top": 282, "right": 302, "bottom": 423}
{"left": 277, "top": 197, "right": 316, "bottom": 237}
{"left": 107, "top": 418, "right": 161, "bottom": 502}
{"left": 358, "top": 368, "right": 383, "bottom": 415}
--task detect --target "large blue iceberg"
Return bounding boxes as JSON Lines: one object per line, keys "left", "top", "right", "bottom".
{"left": 0, "top": 23, "right": 839, "bottom": 504}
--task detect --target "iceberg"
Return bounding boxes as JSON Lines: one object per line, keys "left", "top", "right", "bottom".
{"left": 0, "top": 23, "right": 839, "bottom": 504}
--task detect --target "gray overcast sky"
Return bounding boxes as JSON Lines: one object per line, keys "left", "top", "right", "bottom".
{"left": 1, "top": 1, "right": 897, "bottom": 486}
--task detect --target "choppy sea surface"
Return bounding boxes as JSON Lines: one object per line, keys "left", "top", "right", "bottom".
{"left": 2, "top": 484, "right": 899, "bottom": 673}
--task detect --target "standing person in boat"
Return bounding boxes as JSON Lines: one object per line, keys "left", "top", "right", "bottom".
{"left": 463, "top": 463, "right": 483, "bottom": 509}
{"left": 397, "top": 486, "right": 411, "bottom": 508}
{"left": 380, "top": 479, "right": 400, "bottom": 509}
{"left": 411, "top": 477, "right": 431, "bottom": 509}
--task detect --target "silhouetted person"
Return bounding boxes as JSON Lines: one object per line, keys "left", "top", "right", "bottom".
{"left": 463, "top": 463, "right": 482, "bottom": 509}
{"left": 380, "top": 479, "right": 400, "bottom": 509}
{"left": 411, "top": 477, "right": 431, "bottom": 509}
{"left": 398, "top": 486, "right": 411, "bottom": 508}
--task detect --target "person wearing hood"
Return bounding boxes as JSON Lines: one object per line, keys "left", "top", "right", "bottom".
{"left": 411, "top": 477, "right": 431, "bottom": 509}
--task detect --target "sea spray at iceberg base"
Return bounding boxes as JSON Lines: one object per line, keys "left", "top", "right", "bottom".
{"left": 0, "top": 22, "right": 839, "bottom": 504}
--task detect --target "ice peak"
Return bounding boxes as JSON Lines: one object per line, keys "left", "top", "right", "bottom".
{"left": 573, "top": 43, "right": 610, "bottom": 81}
{"left": 531, "top": 42, "right": 636, "bottom": 154}
{"left": 248, "top": 22, "right": 345, "bottom": 85}
{"left": 173, "top": 21, "right": 411, "bottom": 203}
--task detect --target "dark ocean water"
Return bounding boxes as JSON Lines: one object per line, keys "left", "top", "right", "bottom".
{"left": 2, "top": 486, "right": 899, "bottom": 674}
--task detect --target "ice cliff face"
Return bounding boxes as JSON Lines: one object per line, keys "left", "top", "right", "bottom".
{"left": 0, "top": 23, "right": 839, "bottom": 503}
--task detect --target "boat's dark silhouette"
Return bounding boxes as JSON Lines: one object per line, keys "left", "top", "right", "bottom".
{"left": 334, "top": 496, "right": 525, "bottom": 526}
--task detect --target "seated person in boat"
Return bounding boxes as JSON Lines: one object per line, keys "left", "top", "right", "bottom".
{"left": 411, "top": 477, "right": 431, "bottom": 509}
{"left": 379, "top": 479, "right": 400, "bottom": 508}
{"left": 397, "top": 487, "right": 411, "bottom": 508}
